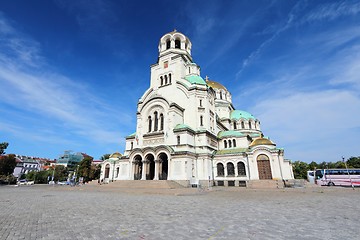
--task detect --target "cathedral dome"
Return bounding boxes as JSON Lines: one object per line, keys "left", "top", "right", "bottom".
{"left": 109, "top": 152, "right": 122, "bottom": 158}
{"left": 249, "top": 137, "right": 276, "bottom": 147}
{"left": 230, "top": 110, "right": 256, "bottom": 120}
{"left": 206, "top": 79, "right": 228, "bottom": 91}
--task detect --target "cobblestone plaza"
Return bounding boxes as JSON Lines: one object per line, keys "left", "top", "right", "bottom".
{"left": 0, "top": 185, "right": 359, "bottom": 240}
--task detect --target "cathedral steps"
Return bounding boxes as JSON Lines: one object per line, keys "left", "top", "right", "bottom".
{"left": 102, "top": 180, "right": 185, "bottom": 189}
{"left": 247, "top": 180, "right": 284, "bottom": 189}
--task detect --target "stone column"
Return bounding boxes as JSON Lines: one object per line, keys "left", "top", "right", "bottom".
{"left": 131, "top": 162, "right": 136, "bottom": 180}
{"left": 141, "top": 160, "right": 147, "bottom": 180}
{"left": 154, "top": 159, "right": 160, "bottom": 180}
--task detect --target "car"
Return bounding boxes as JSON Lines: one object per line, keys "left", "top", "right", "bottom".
{"left": 27, "top": 181, "right": 34, "bottom": 185}
{"left": 48, "top": 181, "right": 55, "bottom": 185}
{"left": 17, "top": 179, "right": 28, "bottom": 185}
{"left": 17, "top": 180, "right": 34, "bottom": 185}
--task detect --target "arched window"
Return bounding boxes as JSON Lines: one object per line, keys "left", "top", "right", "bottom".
{"left": 177, "top": 136, "right": 180, "bottom": 145}
{"left": 237, "top": 162, "right": 246, "bottom": 176}
{"left": 160, "top": 113, "right": 164, "bottom": 131}
{"left": 217, "top": 163, "right": 224, "bottom": 176}
{"left": 199, "top": 99, "right": 202, "bottom": 107}
{"left": 249, "top": 122, "right": 252, "bottom": 129}
{"left": 154, "top": 112, "right": 158, "bottom": 131}
{"left": 227, "top": 162, "right": 235, "bottom": 176}
{"left": 257, "top": 154, "right": 270, "bottom": 161}
{"left": 105, "top": 164, "right": 110, "bottom": 178}
{"left": 148, "top": 116, "right": 152, "bottom": 132}
{"left": 224, "top": 140, "right": 227, "bottom": 148}
{"left": 164, "top": 75, "right": 168, "bottom": 85}
{"left": 160, "top": 76, "right": 163, "bottom": 86}
{"left": 169, "top": 74, "right": 171, "bottom": 84}
{"left": 166, "top": 39, "right": 171, "bottom": 49}
{"left": 233, "top": 139, "right": 236, "bottom": 147}
{"left": 131, "top": 142, "right": 133, "bottom": 150}
{"left": 188, "top": 67, "right": 191, "bottom": 74}
{"left": 200, "top": 116, "right": 203, "bottom": 126}
{"left": 241, "top": 121, "right": 245, "bottom": 129}
{"left": 228, "top": 140, "right": 232, "bottom": 148}
{"left": 175, "top": 39, "right": 181, "bottom": 49}
{"left": 116, "top": 167, "right": 119, "bottom": 178}
{"left": 233, "top": 122, "right": 237, "bottom": 129}
{"left": 220, "top": 91, "right": 223, "bottom": 99}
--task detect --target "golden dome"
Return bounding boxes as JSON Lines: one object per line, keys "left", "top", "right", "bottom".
{"left": 109, "top": 152, "right": 122, "bottom": 158}
{"left": 249, "top": 137, "right": 276, "bottom": 148}
{"left": 206, "top": 79, "right": 228, "bottom": 91}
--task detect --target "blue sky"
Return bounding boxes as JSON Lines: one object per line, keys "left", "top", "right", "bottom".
{"left": 0, "top": 0, "right": 359, "bottom": 162}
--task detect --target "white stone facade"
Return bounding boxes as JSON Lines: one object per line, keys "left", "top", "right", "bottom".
{"left": 101, "top": 31, "right": 294, "bottom": 186}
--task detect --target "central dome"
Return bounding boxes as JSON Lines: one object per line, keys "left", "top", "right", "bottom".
{"left": 206, "top": 79, "right": 228, "bottom": 91}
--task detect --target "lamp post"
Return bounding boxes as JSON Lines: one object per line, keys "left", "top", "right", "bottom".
{"left": 343, "top": 156, "right": 354, "bottom": 190}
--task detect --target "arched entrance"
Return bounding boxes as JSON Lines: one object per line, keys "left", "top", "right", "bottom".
{"left": 145, "top": 154, "right": 155, "bottom": 180}
{"left": 257, "top": 154, "right": 272, "bottom": 179}
{"left": 158, "top": 153, "right": 168, "bottom": 180}
{"left": 133, "top": 155, "right": 142, "bottom": 180}
{"left": 104, "top": 164, "right": 110, "bottom": 178}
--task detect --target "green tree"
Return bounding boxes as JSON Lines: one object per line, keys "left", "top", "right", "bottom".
{"left": 54, "top": 165, "right": 68, "bottom": 182}
{"left": 308, "top": 161, "right": 318, "bottom": 170}
{"left": 347, "top": 156, "right": 360, "bottom": 168}
{"left": 292, "top": 161, "right": 309, "bottom": 179}
{"left": 101, "top": 154, "right": 110, "bottom": 160}
{"left": 78, "top": 155, "right": 93, "bottom": 182}
{"left": 0, "top": 154, "right": 16, "bottom": 175}
{"left": 27, "top": 170, "right": 51, "bottom": 184}
{"left": 0, "top": 142, "right": 9, "bottom": 155}
{"left": 91, "top": 164, "right": 101, "bottom": 180}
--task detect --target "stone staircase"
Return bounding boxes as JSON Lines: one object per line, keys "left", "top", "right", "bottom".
{"left": 102, "top": 180, "right": 185, "bottom": 189}
{"left": 247, "top": 180, "right": 284, "bottom": 189}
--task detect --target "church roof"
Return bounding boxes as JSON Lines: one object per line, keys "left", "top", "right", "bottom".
{"left": 184, "top": 75, "right": 206, "bottom": 85}
{"left": 215, "top": 148, "right": 248, "bottom": 155}
{"left": 206, "top": 79, "right": 228, "bottom": 91}
{"left": 109, "top": 152, "right": 122, "bottom": 158}
{"left": 218, "top": 130, "right": 245, "bottom": 138}
{"left": 230, "top": 110, "right": 256, "bottom": 120}
{"left": 249, "top": 137, "right": 276, "bottom": 148}
{"left": 173, "top": 124, "right": 195, "bottom": 132}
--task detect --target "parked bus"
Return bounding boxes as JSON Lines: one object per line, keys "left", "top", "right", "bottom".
{"left": 314, "top": 169, "right": 360, "bottom": 186}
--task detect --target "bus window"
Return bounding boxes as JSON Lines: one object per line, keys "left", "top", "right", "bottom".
{"left": 315, "top": 170, "right": 323, "bottom": 179}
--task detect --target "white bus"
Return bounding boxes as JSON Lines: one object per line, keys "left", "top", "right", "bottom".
{"left": 314, "top": 169, "right": 360, "bottom": 186}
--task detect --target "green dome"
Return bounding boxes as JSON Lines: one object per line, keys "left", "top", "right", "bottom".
{"left": 218, "top": 130, "right": 245, "bottom": 138}
{"left": 230, "top": 110, "right": 255, "bottom": 120}
{"left": 184, "top": 75, "right": 206, "bottom": 85}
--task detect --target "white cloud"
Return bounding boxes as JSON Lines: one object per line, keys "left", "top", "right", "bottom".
{"left": 251, "top": 89, "right": 360, "bottom": 162}
{"left": 304, "top": 0, "right": 360, "bottom": 22}
{"left": 0, "top": 12, "right": 125, "bottom": 148}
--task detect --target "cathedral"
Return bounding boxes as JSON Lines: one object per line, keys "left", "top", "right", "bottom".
{"left": 100, "top": 30, "right": 293, "bottom": 187}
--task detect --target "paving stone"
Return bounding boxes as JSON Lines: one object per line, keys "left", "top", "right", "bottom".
{"left": 0, "top": 185, "right": 359, "bottom": 239}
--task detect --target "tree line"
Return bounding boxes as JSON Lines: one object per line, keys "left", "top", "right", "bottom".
{"left": 292, "top": 156, "right": 360, "bottom": 179}
{"left": 0, "top": 142, "right": 102, "bottom": 184}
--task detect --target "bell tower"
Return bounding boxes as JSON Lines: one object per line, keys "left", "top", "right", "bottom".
{"left": 158, "top": 29, "right": 192, "bottom": 61}
{"left": 150, "top": 30, "right": 199, "bottom": 89}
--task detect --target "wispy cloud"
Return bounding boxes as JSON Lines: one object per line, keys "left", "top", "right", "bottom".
{"left": 0, "top": 13, "right": 126, "bottom": 149}
{"left": 236, "top": 0, "right": 360, "bottom": 78}
{"left": 251, "top": 89, "right": 360, "bottom": 162}
{"left": 236, "top": 1, "right": 307, "bottom": 78}
{"left": 303, "top": 0, "right": 360, "bottom": 22}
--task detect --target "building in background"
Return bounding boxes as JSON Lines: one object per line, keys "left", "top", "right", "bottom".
{"left": 56, "top": 151, "right": 84, "bottom": 169}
